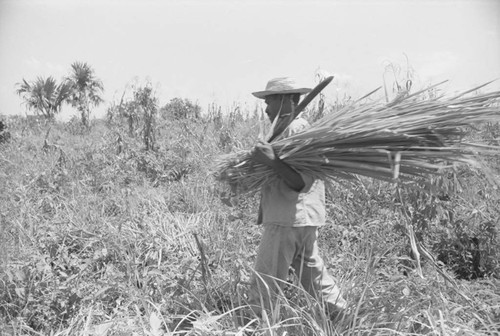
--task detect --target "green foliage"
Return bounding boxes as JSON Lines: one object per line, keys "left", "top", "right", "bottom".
{"left": 160, "top": 97, "right": 201, "bottom": 120}
{"left": 0, "top": 119, "right": 11, "bottom": 143}
{"left": 15, "top": 76, "right": 73, "bottom": 119}
{"left": 134, "top": 85, "right": 158, "bottom": 151}
{"left": 394, "top": 171, "right": 500, "bottom": 280}
{"left": 65, "top": 62, "right": 104, "bottom": 128}
{"left": 107, "top": 83, "right": 159, "bottom": 151}
{"left": 15, "top": 61, "right": 103, "bottom": 126}
{"left": 0, "top": 106, "right": 499, "bottom": 335}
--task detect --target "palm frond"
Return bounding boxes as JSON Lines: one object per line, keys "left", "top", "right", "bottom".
{"left": 66, "top": 61, "right": 104, "bottom": 111}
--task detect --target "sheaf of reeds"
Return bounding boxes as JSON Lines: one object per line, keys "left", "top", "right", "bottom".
{"left": 217, "top": 81, "right": 500, "bottom": 194}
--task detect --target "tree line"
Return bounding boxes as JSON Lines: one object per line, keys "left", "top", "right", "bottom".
{"left": 15, "top": 62, "right": 202, "bottom": 130}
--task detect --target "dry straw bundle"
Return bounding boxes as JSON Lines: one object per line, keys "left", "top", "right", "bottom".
{"left": 217, "top": 81, "right": 500, "bottom": 194}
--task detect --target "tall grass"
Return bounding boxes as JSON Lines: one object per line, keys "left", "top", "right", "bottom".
{"left": 0, "top": 98, "right": 499, "bottom": 335}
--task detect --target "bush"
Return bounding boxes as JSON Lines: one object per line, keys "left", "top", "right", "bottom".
{"left": 160, "top": 97, "right": 201, "bottom": 120}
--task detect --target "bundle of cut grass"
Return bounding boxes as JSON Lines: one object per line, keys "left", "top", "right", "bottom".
{"left": 217, "top": 81, "right": 500, "bottom": 194}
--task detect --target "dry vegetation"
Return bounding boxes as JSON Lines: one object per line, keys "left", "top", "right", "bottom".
{"left": 0, "top": 90, "right": 499, "bottom": 336}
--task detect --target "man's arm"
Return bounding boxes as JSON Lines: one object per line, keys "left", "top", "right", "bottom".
{"left": 251, "top": 141, "right": 305, "bottom": 192}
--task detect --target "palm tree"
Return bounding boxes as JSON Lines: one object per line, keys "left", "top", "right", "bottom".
{"left": 66, "top": 62, "right": 104, "bottom": 127}
{"left": 16, "top": 76, "right": 72, "bottom": 119}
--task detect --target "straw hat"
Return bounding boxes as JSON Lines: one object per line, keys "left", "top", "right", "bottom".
{"left": 252, "top": 77, "right": 311, "bottom": 99}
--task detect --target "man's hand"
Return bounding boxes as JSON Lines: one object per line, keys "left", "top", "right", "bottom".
{"left": 251, "top": 140, "right": 305, "bottom": 192}
{"left": 251, "top": 140, "right": 276, "bottom": 167}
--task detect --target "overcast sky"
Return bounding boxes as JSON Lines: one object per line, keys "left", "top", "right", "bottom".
{"left": 0, "top": 0, "right": 499, "bottom": 120}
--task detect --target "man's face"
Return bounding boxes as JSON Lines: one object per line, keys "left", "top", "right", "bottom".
{"left": 264, "top": 94, "right": 293, "bottom": 122}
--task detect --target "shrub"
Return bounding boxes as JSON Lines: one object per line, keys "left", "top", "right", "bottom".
{"left": 160, "top": 97, "right": 201, "bottom": 120}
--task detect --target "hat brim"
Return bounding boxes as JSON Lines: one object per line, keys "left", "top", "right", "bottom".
{"left": 252, "top": 88, "right": 311, "bottom": 99}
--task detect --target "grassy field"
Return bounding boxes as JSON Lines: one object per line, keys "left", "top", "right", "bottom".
{"left": 0, "top": 106, "right": 499, "bottom": 335}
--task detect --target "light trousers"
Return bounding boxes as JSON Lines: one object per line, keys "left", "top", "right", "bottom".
{"left": 249, "top": 225, "right": 346, "bottom": 313}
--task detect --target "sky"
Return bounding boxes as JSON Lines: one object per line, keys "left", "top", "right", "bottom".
{"left": 0, "top": 0, "right": 499, "bottom": 120}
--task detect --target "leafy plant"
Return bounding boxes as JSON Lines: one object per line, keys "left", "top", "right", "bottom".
{"left": 15, "top": 76, "right": 73, "bottom": 120}
{"left": 132, "top": 84, "right": 158, "bottom": 151}
{"left": 160, "top": 97, "right": 201, "bottom": 120}
{"left": 65, "top": 62, "right": 104, "bottom": 128}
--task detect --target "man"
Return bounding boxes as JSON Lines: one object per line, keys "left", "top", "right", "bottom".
{"left": 248, "top": 77, "right": 346, "bottom": 318}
